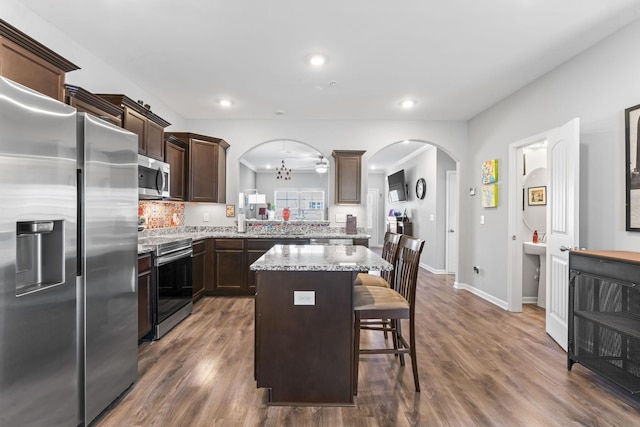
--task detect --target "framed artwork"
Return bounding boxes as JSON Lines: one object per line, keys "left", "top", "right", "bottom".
{"left": 482, "top": 159, "right": 498, "bottom": 184}
{"left": 482, "top": 184, "right": 498, "bottom": 208}
{"left": 226, "top": 204, "right": 235, "bottom": 217}
{"left": 527, "top": 186, "right": 547, "bottom": 206}
{"left": 626, "top": 103, "right": 640, "bottom": 231}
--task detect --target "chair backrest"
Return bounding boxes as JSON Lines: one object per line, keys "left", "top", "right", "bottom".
{"left": 393, "top": 235, "right": 425, "bottom": 310}
{"left": 380, "top": 232, "right": 402, "bottom": 284}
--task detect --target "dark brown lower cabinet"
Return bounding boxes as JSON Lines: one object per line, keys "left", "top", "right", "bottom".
{"left": 206, "top": 238, "right": 311, "bottom": 296}
{"left": 212, "top": 239, "right": 246, "bottom": 295}
{"left": 137, "top": 253, "right": 152, "bottom": 341}
{"left": 192, "top": 240, "right": 206, "bottom": 302}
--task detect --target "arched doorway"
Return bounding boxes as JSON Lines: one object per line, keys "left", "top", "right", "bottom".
{"left": 368, "top": 140, "right": 458, "bottom": 275}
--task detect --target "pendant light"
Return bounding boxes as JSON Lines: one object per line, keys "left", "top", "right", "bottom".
{"left": 315, "top": 155, "right": 329, "bottom": 174}
{"left": 276, "top": 140, "right": 292, "bottom": 180}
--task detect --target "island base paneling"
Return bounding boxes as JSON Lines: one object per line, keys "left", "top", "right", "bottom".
{"left": 255, "top": 270, "right": 354, "bottom": 405}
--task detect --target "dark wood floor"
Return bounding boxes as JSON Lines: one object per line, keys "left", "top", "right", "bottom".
{"left": 96, "top": 270, "right": 640, "bottom": 427}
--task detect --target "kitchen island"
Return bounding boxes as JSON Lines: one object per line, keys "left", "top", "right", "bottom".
{"left": 250, "top": 244, "right": 392, "bottom": 405}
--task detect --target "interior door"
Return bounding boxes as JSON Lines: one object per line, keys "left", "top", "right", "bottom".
{"left": 546, "top": 118, "right": 580, "bottom": 351}
{"left": 446, "top": 171, "right": 458, "bottom": 274}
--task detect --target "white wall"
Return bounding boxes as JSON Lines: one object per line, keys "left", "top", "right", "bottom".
{"left": 461, "top": 16, "right": 640, "bottom": 304}
{"left": 380, "top": 147, "right": 456, "bottom": 271}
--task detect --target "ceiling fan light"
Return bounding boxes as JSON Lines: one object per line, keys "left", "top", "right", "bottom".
{"left": 315, "top": 156, "right": 329, "bottom": 173}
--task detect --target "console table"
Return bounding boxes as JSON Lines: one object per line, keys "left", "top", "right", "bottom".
{"left": 250, "top": 244, "right": 392, "bottom": 405}
{"left": 568, "top": 250, "right": 640, "bottom": 394}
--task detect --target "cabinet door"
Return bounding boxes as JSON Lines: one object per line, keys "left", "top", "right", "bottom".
{"left": 332, "top": 150, "right": 365, "bottom": 204}
{"left": 165, "top": 140, "right": 186, "bottom": 201}
{"left": 137, "top": 254, "right": 152, "bottom": 340}
{"left": 213, "top": 239, "right": 245, "bottom": 294}
{"left": 192, "top": 241, "right": 206, "bottom": 301}
{"left": 123, "top": 108, "right": 147, "bottom": 155}
{"left": 146, "top": 120, "right": 165, "bottom": 160}
{"left": 189, "top": 138, "right": 220, "bottom": 202}
{"left": 216, "top": 141, "right": 227, "bottom": 203}
{"left": 214, "top": 250, "right": 245, "bottom": 292}
{"left": 0, "top": 36, "right": 67, "bottom": 101}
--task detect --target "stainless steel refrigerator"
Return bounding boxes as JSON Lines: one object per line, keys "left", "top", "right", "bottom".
{"left": 0, "top": 77, "right": 139, "bottom": 426}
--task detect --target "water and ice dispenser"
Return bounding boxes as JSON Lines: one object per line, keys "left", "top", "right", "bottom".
{"left": 15, "top": 220, "right": 65, "bottom": 296}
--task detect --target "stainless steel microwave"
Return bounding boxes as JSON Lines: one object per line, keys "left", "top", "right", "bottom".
{"left": 138, "top": 154, "right": 170, "bottom": 199}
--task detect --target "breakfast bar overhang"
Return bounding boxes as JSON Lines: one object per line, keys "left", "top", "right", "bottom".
{"left": 250, "top": 244, "right": 392, "bottom": 405}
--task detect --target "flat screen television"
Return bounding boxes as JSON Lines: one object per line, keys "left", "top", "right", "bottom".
{"left": 387, "top": 169, "right": 407, "bottom": 202}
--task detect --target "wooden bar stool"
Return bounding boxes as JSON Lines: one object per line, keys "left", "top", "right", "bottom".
{"left": 353, "top": 231, "right": 401, "bottom": 287}
{"left": 353, "top": 235, "right": 425, "bottom": 395}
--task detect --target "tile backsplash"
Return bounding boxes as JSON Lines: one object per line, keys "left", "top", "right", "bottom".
{"left": 139, "top": 201, "right": 184, "bottom": 229}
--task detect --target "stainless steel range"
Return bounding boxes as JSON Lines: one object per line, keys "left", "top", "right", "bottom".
{"left": 141, "top": 236, "right": 193, "bottom": 339}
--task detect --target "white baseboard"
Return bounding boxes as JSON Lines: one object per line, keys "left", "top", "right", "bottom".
{"left": 522, "top": 297, "right": 539, "bottom": 304}
{"left": 453, "top": 282, "right": 509, "bottom": 310}
{"left": 420, "top": 263, "right": 447, "bottom": 274}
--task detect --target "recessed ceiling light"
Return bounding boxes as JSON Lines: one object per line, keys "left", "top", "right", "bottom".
{"left": 218, "top": 99, "right": 232, "bottom": 108}
{"left": 401, "top": 99, "right": 416, "bottom": 109}
{"left": 309, "top": 54, "right": 327, "bottom": 67}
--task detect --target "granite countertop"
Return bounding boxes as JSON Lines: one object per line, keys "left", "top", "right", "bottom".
{"left": 137, "top": 226, "right": 371, "bottom": 255}
{"left": 249, "top": 244, "right": 392, "bottom": 272}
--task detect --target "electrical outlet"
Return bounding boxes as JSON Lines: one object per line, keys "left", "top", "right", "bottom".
{"left": 203, "top": 212, "right": 209, "bottom": 222}
{"left": 294, "top": 291, "right": 315, "bottom": 306}
{"left": 480, "top": 215, "right": 485, "bottom": 225}
{"left": 429, "top": 214, "right": 435, "bottom": 221}
{"left": 335, "top": 213, "right": 347, "bottom": 223}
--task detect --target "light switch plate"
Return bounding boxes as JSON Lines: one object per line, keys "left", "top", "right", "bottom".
{"left": 294, "top": 291, "right": 315, "bottom": 305}
{"left": 203, "top": 212, "right": 209, "bottom": 222}
{"left": 335, "top": 213, "right": 347, "bottom": 223}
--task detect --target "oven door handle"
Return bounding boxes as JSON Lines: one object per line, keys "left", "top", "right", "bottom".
{"left": 156, "top": 248, "right": 193, "bottom": 266}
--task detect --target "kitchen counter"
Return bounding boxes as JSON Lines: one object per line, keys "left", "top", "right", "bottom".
{"left": 250, "top": 244, "right": 391, "bottom": 272}
{"left": 137, "top": 225, "right": 371, "bottom": 255}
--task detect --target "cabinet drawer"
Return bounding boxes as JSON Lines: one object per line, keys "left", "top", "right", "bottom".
{"left": 138, "top": 253, "right": 152, "bottom": 272}
{"left": 570, "top": 253, "right": 640, "bottom": 284}
{"left": 215, "top": 239, "right": 244, "bottom": 250}
{"left": 192, "top": 240, "right": 206, "bottom": 254}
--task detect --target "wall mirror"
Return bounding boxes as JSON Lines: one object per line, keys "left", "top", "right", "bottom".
{"left": 522, "top": 167, "right": 547, "bottom": 233}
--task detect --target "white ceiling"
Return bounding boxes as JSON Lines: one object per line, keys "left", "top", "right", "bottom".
{"left": 18, "top": 0, "right": 640, "bottom": 169}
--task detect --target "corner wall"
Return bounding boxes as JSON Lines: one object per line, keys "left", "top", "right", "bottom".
{"left": 461, "top": 16, "right": 640, "bottom": 304}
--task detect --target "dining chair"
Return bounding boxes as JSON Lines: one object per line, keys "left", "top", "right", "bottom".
{"left": 353, "top": 231, "right": 402, "bottom": 287}
{"left": 353, "top": 235, "right": 425, "bottom": 395}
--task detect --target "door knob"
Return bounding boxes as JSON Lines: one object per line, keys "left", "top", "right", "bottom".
{"left": 559, "top": 245, "right": 571, "bottom": 252}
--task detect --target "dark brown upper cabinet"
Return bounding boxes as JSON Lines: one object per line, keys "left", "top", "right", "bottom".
{"left": 64, "top": 85, "right": 123, "bottom": 127}
{"left": 332, "top": 150, "right": 365, "bottom": 205}
{"left": 0, "top": 19, "right": 79, "bottom": 102}
{"left": 97, "top": 94, "right": 171, "bottom": 161}
{"left": 164, "top": 135, "right": 188, "bottom": 201}
{"left": 165, "top": 132, "right": 230, "bottom": 203}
